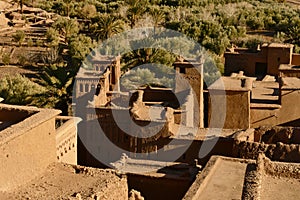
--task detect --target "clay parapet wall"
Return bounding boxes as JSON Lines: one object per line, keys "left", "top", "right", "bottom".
{"left": 0, "top": 104, "right": 61, "bottom": 191}
{"left": 56, "top": 116, "right": 81, "bottom": 165}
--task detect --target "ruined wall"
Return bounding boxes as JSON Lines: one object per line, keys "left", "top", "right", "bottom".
{"left": 255, "top": 126, "right": 300, "bottom": 144}
{"left": 79, "top": 107, "right": 171, "bottom": 167}
{"left": 279, "top": 69, "right": 300, "bottom": 78}
{"left": 233, "top": 140, "right": 300, "bottom": 163}
{"left": 292, "top": 54, "right": 300, "bottom": 65}
{"left": 0, "top": 108, "right": 60, "bottom": 191}
{"left": 208, "top": 90, "right": 250, "bottom": 129}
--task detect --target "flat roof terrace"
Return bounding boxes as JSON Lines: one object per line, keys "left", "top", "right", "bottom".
{"left": 183, "top": 154, "right": 300, "bottom": 200}
{"left": 0, "top": 163, "right": 127, "bottom": 200}
{"left": 251, "top": 80, "right": 281, "bottom": 108}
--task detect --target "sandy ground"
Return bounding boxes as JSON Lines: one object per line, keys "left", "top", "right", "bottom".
{"left": 261, "top": 175, "right": 300, "bottom": 200}
{"left": 197, "top": 159, "right": 247, "bottom": 200}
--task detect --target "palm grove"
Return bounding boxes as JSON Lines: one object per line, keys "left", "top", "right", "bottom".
{"left": 0, "top": 0, "right": 299, "bottom": 115}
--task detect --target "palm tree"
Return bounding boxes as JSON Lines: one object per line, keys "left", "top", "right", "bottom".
{"left": 286, "top": 25, "right": 300, "bottom": 45}
{"left": 52, "top": 17, "right": 79, "bottom": 44}
{"left": 0, "top": 74, "right": 45, "bottom": 106}
{"left": 150, "top": 9, "right": 165, "bottom": 35}
{"left": 126, "top": 0, "right": 147, "bottom": 28}
{"left": 33, "top": 63, "right": 75, "bottom": 115}
{"left": 94, "top": 14, "right": 124, "bottom": 41}
{"left": 122, "top": 48, "right": 162, "bottom": 71}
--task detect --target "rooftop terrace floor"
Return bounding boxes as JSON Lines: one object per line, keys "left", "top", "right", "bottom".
{"left": 0, "top": 163, "right": 125, "bottom": 200}
{"left": 251, "top": 81, "right": 279, "bottom": 104}
{"left": 261, "top": 175, "right": 300, "bottom": 200}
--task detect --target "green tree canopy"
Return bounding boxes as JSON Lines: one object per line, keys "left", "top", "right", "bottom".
{"left": 0, "top": 74, "right": 46, "bottom": 106}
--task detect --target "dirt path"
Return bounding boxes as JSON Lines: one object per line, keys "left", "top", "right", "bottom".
{"left": 197, "top": 160, "right": 247, "bottom": 200}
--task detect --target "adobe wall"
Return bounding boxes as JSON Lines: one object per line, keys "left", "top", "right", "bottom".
{"left": 75, "top": 78, "right": 99, "bottom": 99}
{"left": 267, "top": 47, "right": 292, "bottom": 75}
{"left": 233, "top": 140, "right": 300, "bottom": 163}
{"left": 79, "top": 107, "right": 171, "bottom": 167}
{"left": 279, "top": 69, "right": 300, "bottom": 77}
{"left": 174, "top": 63, "right": 203, "bottom": 127}
{"left": 173, "top": 138, "right": 235, "bottom": 166}
{"left": 224, "top": 53, "right": 266, "bottom": 76}
{"left": 56, "top": 116, "right": 81, "bottom": 165}
{"left": 292, "top": 54, "right": 300, "bottom": 65}
{"left": 0, "top": 107, "right": 35, "bottom": 122}
{"left": 225, "top": 45, "right": 293, "bottom": 77}
{"left": 0, "top": 107, "right": 60, "bottom": 191}
{"left": 250, "top": 107, "right": 278, "bottom": 128}
{"left": 208, "top": 90, "right": 250, "bottom": 129}
{"left": 251, "top": 88, "right": 300, "bottom": 127}
{"left": 127, "top": 173, "right": 192, "bottom": 200}
{"left": 141, "top": 87, "right": 179, "bottom": 107}
{"left": 255, "top": 126, "right": 300, "bottom": 144}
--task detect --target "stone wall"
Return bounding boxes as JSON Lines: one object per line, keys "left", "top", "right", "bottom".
{"left": 279, "top": 69, "right": 300, "bottom": 78}
{"left": 233, "top": 140, "right": 300, "bottom": 163}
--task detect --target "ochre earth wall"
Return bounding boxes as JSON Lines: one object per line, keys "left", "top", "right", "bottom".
{"left": 225, "top": 45, "right": 293, "bottom": 76}
{"left": 208, "top": 90, "right": 250, "bottom": 129}
{"left": 292, "top": 54, "right": 300, "bottom": 65}
{"left": 250, "top": 88, "right": 300, "bottom": 127}
{"left": 0, "top": 117, "right": 57, "bottom": 191}
{"left": 266, "top": 47, "right": 292, "bottom": 75}
{"left": 224, "top": 52, "right": 266, "bottom": 76}
{"left": 56, "top": 117, "right": 80, "bottom": 165}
